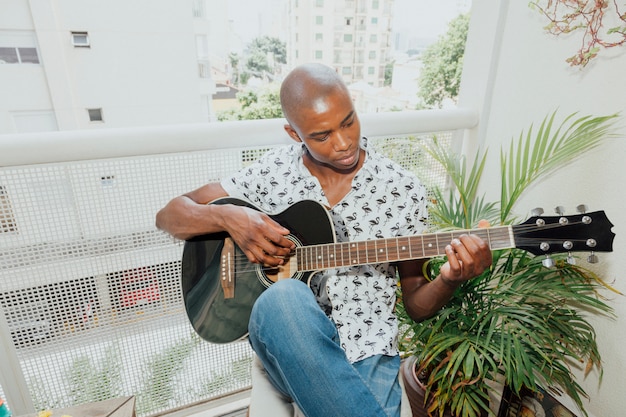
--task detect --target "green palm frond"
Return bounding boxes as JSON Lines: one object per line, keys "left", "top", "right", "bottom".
{"left": 399, "top": 111, "right": 621, "bottom": 417}
{"left": 500, "top": 111, "right": 620, "bottom": 222}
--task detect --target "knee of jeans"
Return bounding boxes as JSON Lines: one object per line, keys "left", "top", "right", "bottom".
{"left": 253, "top": 279, "right": 310, "bottom": 316}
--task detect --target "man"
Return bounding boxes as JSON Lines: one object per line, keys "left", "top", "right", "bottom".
{"left": 156, "top": 63, "right": 492, "bottom": 417}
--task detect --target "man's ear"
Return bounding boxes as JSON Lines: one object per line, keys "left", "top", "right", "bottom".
{"left": 284, "top": 124, "right": 302, "bottom": 143}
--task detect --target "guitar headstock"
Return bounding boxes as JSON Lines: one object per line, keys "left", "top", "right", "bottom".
{"left": 512, "top": 209, "right": 615, "bottom": 259}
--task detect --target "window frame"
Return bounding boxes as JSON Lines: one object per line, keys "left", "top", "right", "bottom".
{"left": 71, "top": 32, "right": 90, "bottom": 48}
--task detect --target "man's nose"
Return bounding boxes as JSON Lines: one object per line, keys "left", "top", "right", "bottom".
{"left": 333, "top": 132, "right": 351, "bottom": 151}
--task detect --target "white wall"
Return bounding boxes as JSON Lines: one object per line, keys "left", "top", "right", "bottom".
{"left": 461, "top": 1, "right": 626, "bottom": 416}
{"left": 0, "top": 0, "right": 220, "bottom": 133}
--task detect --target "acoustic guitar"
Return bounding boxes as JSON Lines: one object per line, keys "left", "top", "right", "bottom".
{"left": 181, "top": 197, "right": 614, "bottom": 344}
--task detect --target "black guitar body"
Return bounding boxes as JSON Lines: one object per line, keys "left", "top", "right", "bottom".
{"left": 181, "top": 198, "right": 335, "bottom": 344}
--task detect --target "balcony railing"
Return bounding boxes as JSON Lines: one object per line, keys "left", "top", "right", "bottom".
{"left": 0, "top": 108, "right": 477, "bottom": 416}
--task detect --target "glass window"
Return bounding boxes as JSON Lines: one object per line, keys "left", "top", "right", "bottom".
{"left": 18, "top": 47, "right": 40, "bottom": 64}
{"left": 344, "top": 34, "right": 353, "bottom": 42}
{"left": 71, "top": 32, "right": 90, "bottom": 47}
{"left": 315, "top": 50, "right": 323, "bottom": 59}
{"left": 0, "top": 47, "right": 19, "bottom": 64}
{"left": 87, "top": 108, "right": 103, "bottom": 122}
{"left": 315, "top": 16, "right": 323, "bottom": 25}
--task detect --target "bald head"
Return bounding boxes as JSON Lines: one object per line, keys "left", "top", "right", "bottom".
{"left": 280, "top": 63, "right": 350, "bottom": 125}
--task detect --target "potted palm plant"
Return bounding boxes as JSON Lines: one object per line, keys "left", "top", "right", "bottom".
{"left": 396, "top": 111, "right": 622, "bottom": 417}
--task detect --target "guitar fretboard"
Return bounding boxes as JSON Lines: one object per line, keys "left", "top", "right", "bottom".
{"left": 295, "top": 226, "right": 514, "bottom": 272}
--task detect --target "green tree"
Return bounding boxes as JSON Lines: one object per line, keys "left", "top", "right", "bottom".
{"left": 384, "top": 61, "right": 394, "bottom": 86}
{"left": 417, "top": 13, "right": 469, "bottom": 108}
{"left": 217, "top": 86, "right": 283, "bottom": 121}
{"left": 245, "top": 36, "right": 287, "bottom": 76}
{"left": 229, "top": 52, "right": 240, "bottom": 85}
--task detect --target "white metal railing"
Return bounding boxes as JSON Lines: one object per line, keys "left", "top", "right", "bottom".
{"left": 0, "top": 108, "right": 476, "bottom": 167}
{"left": 0, "top": 109, "right": 477, "bottom": 416}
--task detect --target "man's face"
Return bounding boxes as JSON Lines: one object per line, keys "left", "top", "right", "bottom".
{"left": 286, "top": 89, "right": 362, "bottom": 173}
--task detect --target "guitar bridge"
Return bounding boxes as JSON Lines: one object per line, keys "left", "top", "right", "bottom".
{"left": 220, "top": 237, "right": 235, "bottom": 299}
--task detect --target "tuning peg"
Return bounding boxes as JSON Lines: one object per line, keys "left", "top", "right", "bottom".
{"left": 576, "top": 204, "right": 588, "bottom": 214}
{"left": 542, "top": 256, "right": 556, "bottom": 268}
{"left": 530, "top": 207, "right": 544, "bottom": 216}
{"left": 587, "top": 252, "right": 599, "bottom": 264}
{"left": 567, "top": 253, "right": 576, "bottom": 265}
{"left": 554, "top": 206, "right": 565, "bottom": 215}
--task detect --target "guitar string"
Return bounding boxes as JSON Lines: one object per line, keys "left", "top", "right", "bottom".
{"left": 210, "top": 219, "right": 598, "bottom": 275}
{"left": 222, "top": 220, "right": 594, "bottom": 263}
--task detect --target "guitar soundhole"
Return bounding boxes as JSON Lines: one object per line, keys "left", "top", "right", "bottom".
{"left": 256, "top": 234, "right": 304, "bottom": 288}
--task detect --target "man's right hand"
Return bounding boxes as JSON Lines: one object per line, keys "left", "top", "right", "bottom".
{"left": 221, "top": 205, "right": 295, "bottom": 267}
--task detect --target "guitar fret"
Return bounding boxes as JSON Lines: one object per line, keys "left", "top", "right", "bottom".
{"left": 295, "top": 225, "right": 517, "bottom": 272}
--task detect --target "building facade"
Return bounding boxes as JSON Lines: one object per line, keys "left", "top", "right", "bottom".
{"left": 0, "top": 0, "right": 227, "bottom": 134}
{"left": 286, "top": 0, "right": 394, "bottom": 87}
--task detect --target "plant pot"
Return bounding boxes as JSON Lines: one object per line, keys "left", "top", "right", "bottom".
{"left": 401, "top": 356, "right": 452, "bottom": 417}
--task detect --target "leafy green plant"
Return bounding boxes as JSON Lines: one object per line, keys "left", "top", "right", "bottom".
{"left": 65, "top": 342, "right": 123, "bottom": 405}
{"left": 197, "top": 356, "right": 253, "bottom": 397}
{"left": 398, "top": 111, "right": 622, "bottom": 417}
{"left": 136, "top": 333, "right": 200, "bottom": 415}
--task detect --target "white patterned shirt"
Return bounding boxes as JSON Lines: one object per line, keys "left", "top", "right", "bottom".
{"left": 221, "top": 139, "right": 428, "bottom": 363}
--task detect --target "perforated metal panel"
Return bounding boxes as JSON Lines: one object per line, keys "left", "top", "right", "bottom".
{"left": 0, "top": 132, "right": 451, "bottom": 416}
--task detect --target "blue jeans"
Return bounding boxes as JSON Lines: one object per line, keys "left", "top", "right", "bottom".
{"left": 248, "top": 279, "right": 402, "bottom": 417}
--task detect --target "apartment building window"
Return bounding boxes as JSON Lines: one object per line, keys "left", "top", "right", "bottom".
{"left": 369, "top": 51, "right": 377, "bottom": 59}
{"left": 342, "top": 67, "right": 352, "bottom": 75}
{"left": 71, "top": 32, "right": 90, "bottom": 47}
{"left": 371, "top": 17, "right": 378, "bottom": 24}
{"left": 372, "top": 0, "right": 379, "bottom": 9}
{"left": 368, "top": 66, "right": 375, "bottom": 75}
{"left": 0, "top": 47, "right": 40, "bottom": 64}
{"left": 369, "top": 34, "right": 378, "bottom": 43}
{"left": 0, "top": 186, "right": 17, "bottom": 234}
{"left": 192, "top": 0, "right": 206, "bottom": 18}
{"left": 315, "top": 16, "right": 324, "bottom": 25}
{"left": 315, "top": 33, "right": 323, "bottom": 42}
{"left": 345, "top": 17, "right": 352, "bottom": 26}
{"left": 87, "top": 108, "right": 103, "bottom": 122}
{"left": 315, "top": 0, "right": 324, "bottom": 6}
{"left": 344, "top": 34, "right": 353, "bottom": 42}
{"left": 315, "top": 50, "right": 323, "bottom": 59}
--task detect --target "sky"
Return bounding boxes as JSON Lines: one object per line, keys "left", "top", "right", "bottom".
{"left": 392, "top": 0, "right": 471, "bottom": 41}
{"left": 227, "top": 0, "right": 471, "bottom": 48}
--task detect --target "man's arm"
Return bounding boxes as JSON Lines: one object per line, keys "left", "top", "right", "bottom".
{"left": 398, "top": 234, "right": 492, "bottom": 322}
{"left": 155, "top": 182, "right": 294, "bottom": 266}
{"left": 155, "top": 183, "right": 229, "bottom": 240}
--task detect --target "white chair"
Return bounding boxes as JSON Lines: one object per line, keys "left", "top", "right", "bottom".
{"left": 248, "top": 355, "right": 413, "bottom": 417}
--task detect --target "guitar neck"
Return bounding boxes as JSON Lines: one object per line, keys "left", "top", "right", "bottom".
{"left": 295, "top": 226, "right": 514, "bottom": 271}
